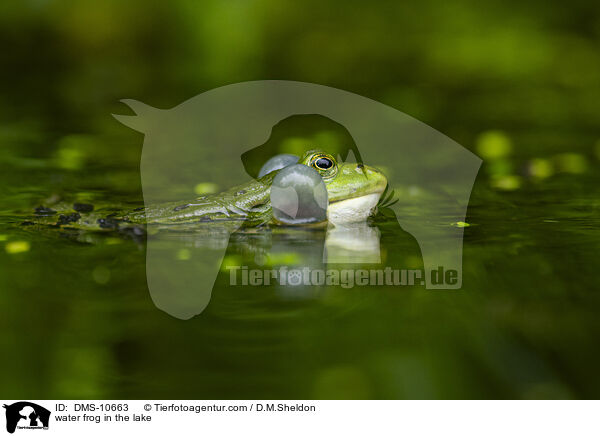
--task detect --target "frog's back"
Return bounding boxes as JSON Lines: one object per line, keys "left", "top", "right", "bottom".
{"left": 125, "top": 172, "right": 275, "bottom": 226}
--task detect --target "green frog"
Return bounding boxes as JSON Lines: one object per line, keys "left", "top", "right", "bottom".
{"left": 30, "top": 150, "right": 388, "bottom": 231}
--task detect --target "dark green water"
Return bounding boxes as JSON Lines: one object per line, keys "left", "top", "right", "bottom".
{"left": 1, "top": 125, "right": 599, "bottom": 399}
{"left": 2, "top": 0, "right": 600, "bottom": 399}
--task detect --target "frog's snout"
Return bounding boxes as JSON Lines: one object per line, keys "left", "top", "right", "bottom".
{"left": 359, "top": 163, "right": 388, "bottom": 194}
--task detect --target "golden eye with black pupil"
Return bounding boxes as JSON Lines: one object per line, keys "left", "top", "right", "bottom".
{"left": 315, "top": 157, "right": 333, "bottom": 169}
{"left": 309, "top": 152, "right": 338, "bottom": 179}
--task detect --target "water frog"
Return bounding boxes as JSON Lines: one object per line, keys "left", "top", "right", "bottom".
{"left": 31, "top": 150, "right": 388, "bottom": 230}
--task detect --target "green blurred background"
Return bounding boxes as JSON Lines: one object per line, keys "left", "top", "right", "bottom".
{"left": 0, "top": 0, "right": 599, "bottom": 399}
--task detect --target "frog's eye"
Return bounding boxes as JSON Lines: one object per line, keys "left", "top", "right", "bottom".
{"left": 315, "top": 157, "right": 333, "bottom": 170}
{"left": 310, "top": 153, "right": 337, "bottom": 179}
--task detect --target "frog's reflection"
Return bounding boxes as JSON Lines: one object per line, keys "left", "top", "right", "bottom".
{"left": 324, "top": 222, "right": 381, "bottom": 264}
{"left": 57, "top": 205, "right": 422, "bottom": 311}
{"left": 210, "top": 205, "right": 423, "bottom": 296}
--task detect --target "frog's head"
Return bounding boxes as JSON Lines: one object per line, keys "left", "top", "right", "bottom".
{"left": 298, "top": 150, "right": 388, "bottom": 224}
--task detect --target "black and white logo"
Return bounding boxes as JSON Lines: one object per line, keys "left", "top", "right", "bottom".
{"left": 3, "top": 402, "right": 50, "bottom": 434}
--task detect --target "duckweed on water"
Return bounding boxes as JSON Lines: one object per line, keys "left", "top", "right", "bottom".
{"left": 264, "top": 252, "right": 303, "bottom": 266}
{"left": 177, "top": 248, "right": 192, "bottom": 260}
{"left": 221, "top": 255, "right": 244, "bottom": 271}
{"left": 553, "top": 153, "right": 588, "bottom": 174}
{"left": 491, "top": 174, "right": 522, "bottom": 191}
{"left": 528, "top": 158, "right": 554, "bottom": 180}
{"left": 194, "top": 183, "right": 219, "bottom": 195}
{"left": 476, "top": 130, "right": 512, "bottom": 160}
{"left": 5, "top": 241, "right": 30, "bottom": 254}
{"left": 453, "top": 221, "right": 471, "bottom": 228}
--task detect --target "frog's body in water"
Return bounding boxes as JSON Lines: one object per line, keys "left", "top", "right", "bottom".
{"left": 31, "top": 151, "right": 388, "bottom": 231}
